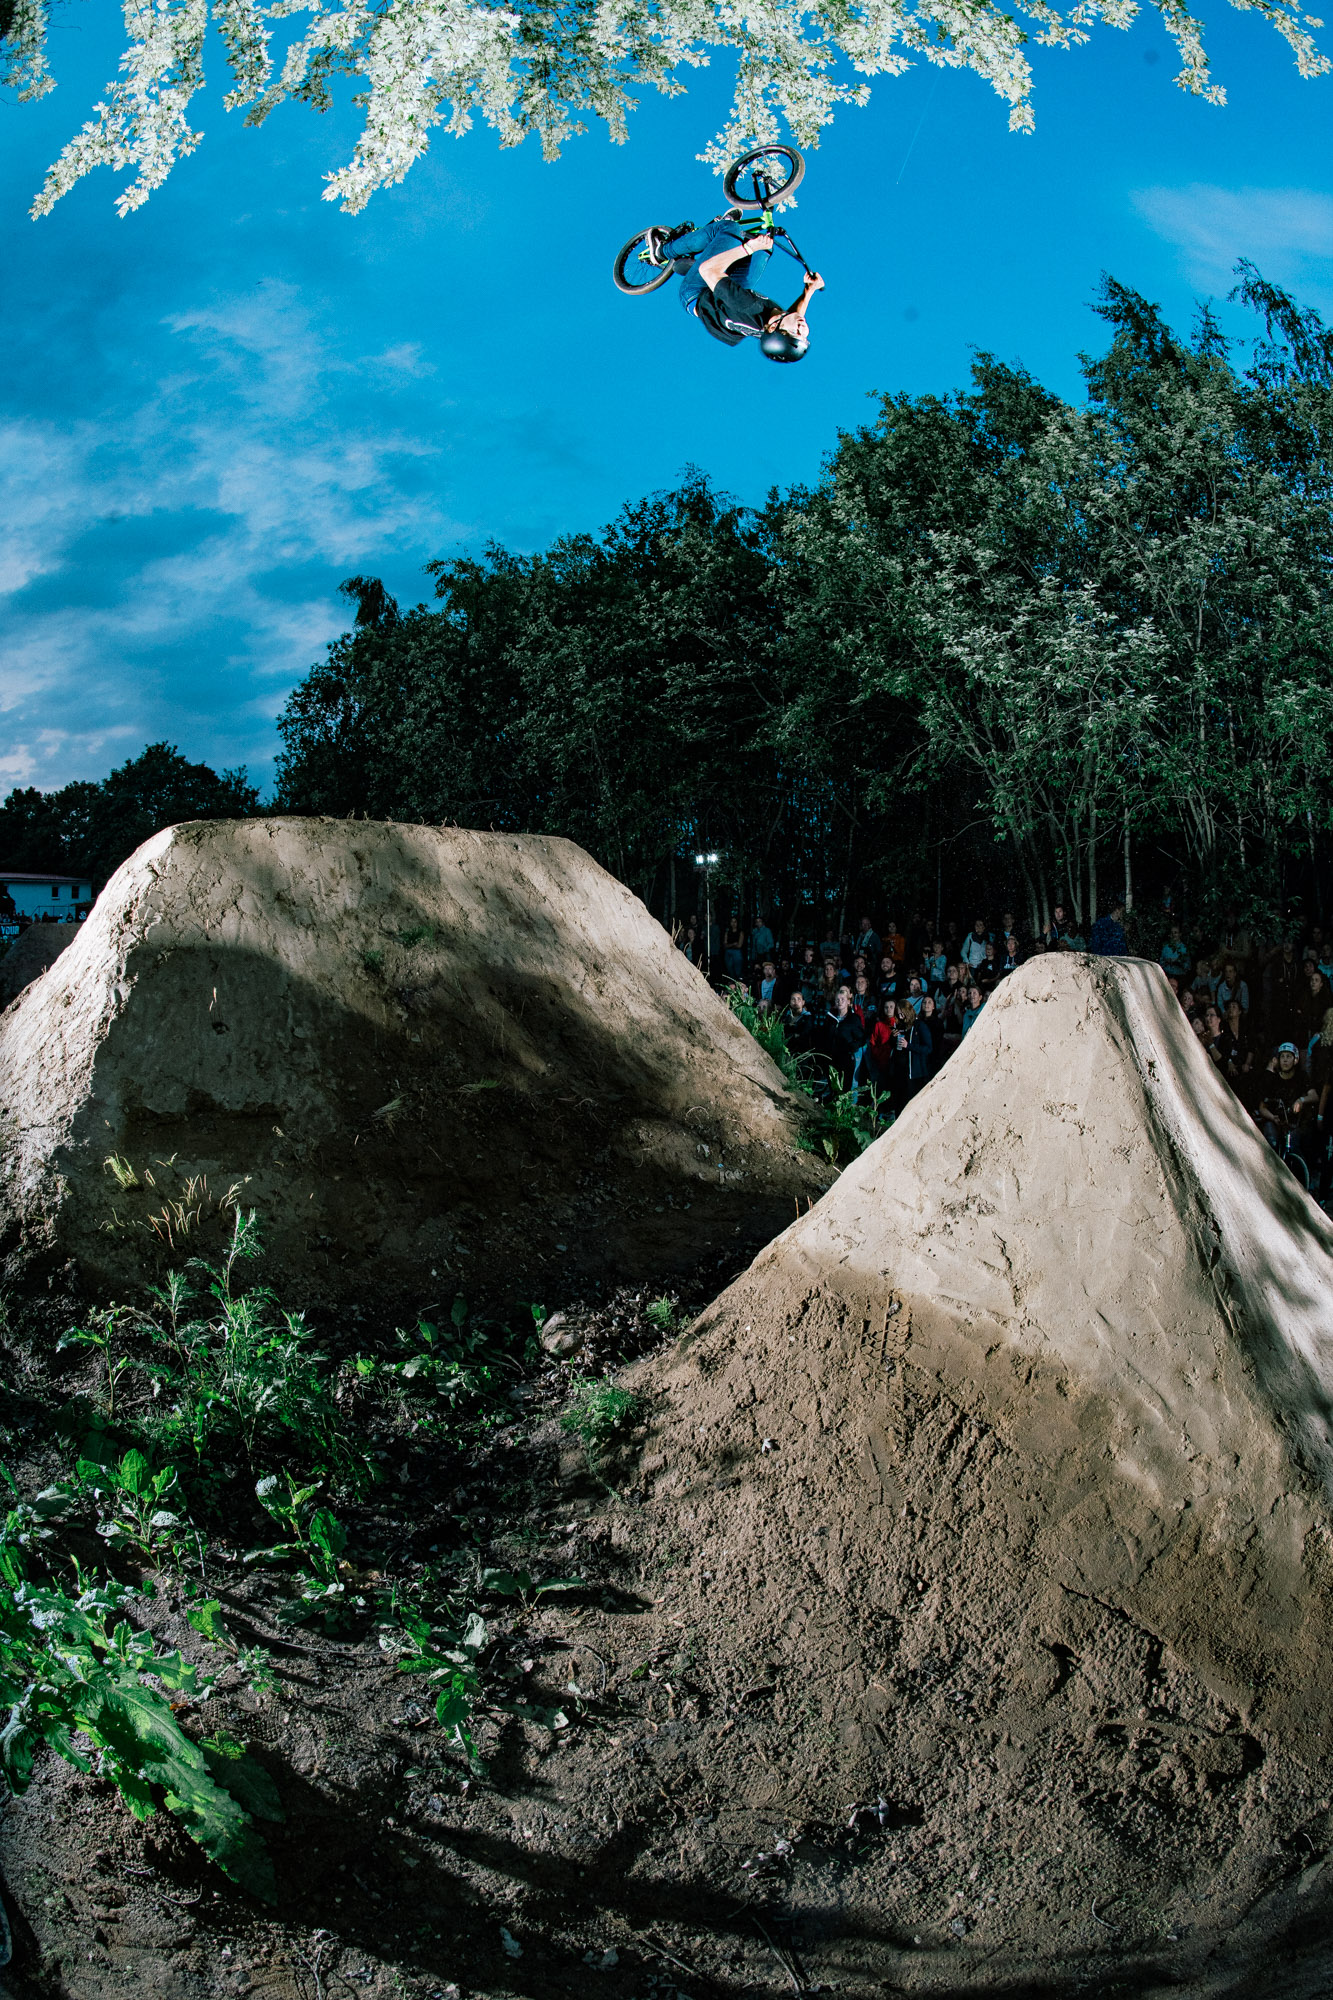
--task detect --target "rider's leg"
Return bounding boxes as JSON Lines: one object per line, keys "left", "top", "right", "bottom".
{"left": 662, "top": 220, "right": 723, "bottom": 262}
{"left": 677, "top": 218, "right": 750, "bottom": 314}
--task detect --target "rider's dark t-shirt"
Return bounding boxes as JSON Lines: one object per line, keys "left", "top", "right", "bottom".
{"left": 696, "top": 276, "right": 780, "bottom": 346}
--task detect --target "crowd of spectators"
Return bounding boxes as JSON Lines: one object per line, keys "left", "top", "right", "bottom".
{"left": 677, "top": 899, "right": 1333, "bottom": 1194}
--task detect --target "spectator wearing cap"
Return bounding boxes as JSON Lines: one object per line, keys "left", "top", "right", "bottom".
{"left": 1257, "top": 1042, "right": 1318, "bottom": 1161}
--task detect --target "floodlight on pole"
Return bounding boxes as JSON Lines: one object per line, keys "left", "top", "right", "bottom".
{"left": 692, "top": 850, "right": 722, "bottom": 981}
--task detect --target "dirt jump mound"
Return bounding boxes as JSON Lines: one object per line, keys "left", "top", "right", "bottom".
{"left": 0, "top": 921, "right": 75, "bottom": 1009}
{"left": 626, "top": 953, "right": 1333, "bottom": 1994}
{"left": 0, "top": 819, "right": 822, "bottom": 1302}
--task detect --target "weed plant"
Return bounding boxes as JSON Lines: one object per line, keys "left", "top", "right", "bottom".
{"left": 367, "top": 1296, "right": 532, "bottom": 1445}
{"left": 561, "top": 1374, "right": 640, "bottom": 1469}
{"left": 3, "top": 1204, "right": 549, "bottom": 1893}
{"left": 0, "top": 1471, "right": 282, "bottom": 1902}
{"left": 62, "top": 1208, "right": 360, "bottom": 1494}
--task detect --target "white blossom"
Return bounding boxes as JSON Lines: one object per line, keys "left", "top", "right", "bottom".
{"left": 12, "top": 0, "right": 1331, "bottom": 217}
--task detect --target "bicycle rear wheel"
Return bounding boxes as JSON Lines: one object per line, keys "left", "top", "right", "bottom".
{"left": 723, "top": 144, "right": 805, "bottom": 208}
{"left": 613, "top": 228, "right": 675, "bottom": 295}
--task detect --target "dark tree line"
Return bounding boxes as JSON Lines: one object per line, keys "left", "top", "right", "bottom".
{"left": 275, "top": 270, "right": 1333, "bottom": 937}
{"left": 0, "top": 745, "right": 260, "bottom": 890}
{"left": 9, "top": 269, "right": 1333, "bottom": 936}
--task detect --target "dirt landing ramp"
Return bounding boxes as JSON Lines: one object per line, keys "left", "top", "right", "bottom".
{"left": 625, "top": 954, "right": 1333, "bottom": 1993}
{"left": 0, "top": 819, "right": 823, "bottom": 1301}
{"left": 0, "top": 922, "right": 75, "bottom": 1009}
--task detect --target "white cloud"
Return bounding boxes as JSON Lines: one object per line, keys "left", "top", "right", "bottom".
{"left": 1, "top": 283, "right": 476, "bottom": 794}
{"left": 1131, "top": 184, "right": 1333, "bottom": 300}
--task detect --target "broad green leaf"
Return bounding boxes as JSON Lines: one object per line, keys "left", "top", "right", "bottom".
{"left": 186, "top": 1599, "right": 232, "bottom": 1646}
{"left": 201, "top": 1739, "right": 285, "bottom": 1823}
{"left": 308, "top": 1510, "right": 346, "bottom": 1562}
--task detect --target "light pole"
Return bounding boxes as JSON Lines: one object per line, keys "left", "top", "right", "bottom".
{"left": 695, "top": 851, "right": 719, "bottom": 980}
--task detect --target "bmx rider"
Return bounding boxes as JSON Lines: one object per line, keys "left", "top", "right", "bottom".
{"left": 648, "top": 216, "right": 824, "bottom": 361}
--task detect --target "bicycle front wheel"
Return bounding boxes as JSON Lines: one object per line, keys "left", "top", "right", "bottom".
{"left": 723, "top": 144, "right": 805, "bottom": 209}
{"left": 613, "top": 228, "right": 675, "bottom": 295}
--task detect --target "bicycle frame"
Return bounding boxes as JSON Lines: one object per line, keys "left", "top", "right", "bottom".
{"left": 737, "top": 209, "right": 814, "bottom": 279}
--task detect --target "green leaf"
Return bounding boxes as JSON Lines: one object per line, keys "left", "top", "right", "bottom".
{"left": 116, "top": 1450, "right": 153, "bottom": 1497}
{"left": 481, "top": 1567, "right": 525, "bottom": 1598}
{"left": 308, "top": 1509, "right": 346, "bottom": 1562}
{"left": 185, "top": 1599, "right": 232, "bottom": 1647}
{"left": 80, "top": 1674, "right": 277, "bottom": 1903}
{"left": 450, "top": 1296, "right": 468, "bottom": 1328}
{"left": 201, "top": 1739, "right": 285, "bottom": 1824}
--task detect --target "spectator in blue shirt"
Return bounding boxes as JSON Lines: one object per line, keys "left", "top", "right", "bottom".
{"left": 750, "top": 916, "right": 776, "bottom": 963}
{"left": 1089, "top": 902, "right": 1128, "bottom": 956}
{"left": 1216, "top": 959, "right": 1249, "bottom": 1015}
{"left": 961, "top": 985, "right": 986, "bottom": 1036}
{"left": 1160, "top": 923, "right": 1192, "bottom": 979}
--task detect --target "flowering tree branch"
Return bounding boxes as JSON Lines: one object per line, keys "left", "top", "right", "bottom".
{"left": 6, "top": 0, "right": 1329, "bottom": 218}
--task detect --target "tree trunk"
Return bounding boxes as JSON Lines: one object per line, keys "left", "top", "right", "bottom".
{"left": 1087, "top": 803, "right": 1098, "bottom": 927}
{"left": 1123, "top": 808, "right": 1133, "bottom": 914}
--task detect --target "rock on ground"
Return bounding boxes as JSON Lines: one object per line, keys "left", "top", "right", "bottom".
{"left": 615, "top": 953, "right": 1333, "bottom": 1993}
{"left": 0, "top": 818, "right": 824, "bottom": 1303}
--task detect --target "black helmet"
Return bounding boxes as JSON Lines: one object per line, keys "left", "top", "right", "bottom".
{"left": 759, "top": 328, "right": 808, "bottom": 363}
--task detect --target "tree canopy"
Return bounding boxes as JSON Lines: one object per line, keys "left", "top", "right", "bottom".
{"left": 0, "top": 743, "right": 260, "bottom": 889}
{"left": 5, "top": 0, "right": 1327, "bottom": 217}
{"left": 275, "top": 267, "right": 1333, "bottom": 937}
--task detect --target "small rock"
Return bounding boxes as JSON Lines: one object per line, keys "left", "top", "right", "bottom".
{"left": 500, "top": 1926, "right": 522, "bottom": 1959}
{"left": 583, "top": 1947, "right": 619, "bottom": 1969}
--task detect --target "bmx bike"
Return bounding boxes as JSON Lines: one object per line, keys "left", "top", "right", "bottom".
{"left": 1272, "top": 1119, "right": 1312, "bottom": 1191}
{"left": 612, "top": 143, "right": 810, "bottom": 296}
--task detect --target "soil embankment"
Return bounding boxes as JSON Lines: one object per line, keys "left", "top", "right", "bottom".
{"left": 0, "top": 923, "right": 75, "bottom": 1010}
{"left": 0, "top": 819, "right": 827, "bottom": 1304}
{"left": 608, "top": 952, "right": 1333, "bottom": 1992}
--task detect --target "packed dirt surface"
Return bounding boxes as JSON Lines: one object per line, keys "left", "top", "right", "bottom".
{"left": 0, "top": 819, "right": 826, "bottom": 1305}
{"left": 9, "top": 949, "right": 1333, "bottom": 2000}
{"left": 610, "top": 952, "right": 1333, "bottom": 1994}
{"left": 0, "top": 925, "right": 74, "bottom": 1010}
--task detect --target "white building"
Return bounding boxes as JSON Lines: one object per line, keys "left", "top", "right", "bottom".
{"left": 0, "top": 872, "right": 94, "bottom": 926}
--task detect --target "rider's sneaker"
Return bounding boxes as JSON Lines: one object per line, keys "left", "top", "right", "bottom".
{"left": 645, "top": 221, "right": 695, "bottom": 265}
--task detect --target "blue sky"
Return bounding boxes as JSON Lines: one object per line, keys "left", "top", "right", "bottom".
{"left": 2, "top": 4, "right": 1331, "bottom": 795}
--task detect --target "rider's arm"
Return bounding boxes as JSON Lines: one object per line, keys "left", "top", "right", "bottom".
{"left": 785, "top": 270, "right": 826, "bottom": 318}
{"left": 698, "top": 234, "right": 772, "bottom": 292}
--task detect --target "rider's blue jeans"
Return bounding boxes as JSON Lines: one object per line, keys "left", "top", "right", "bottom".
{"left": 675, "top": 218, "right": 774, "bottom": 319}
